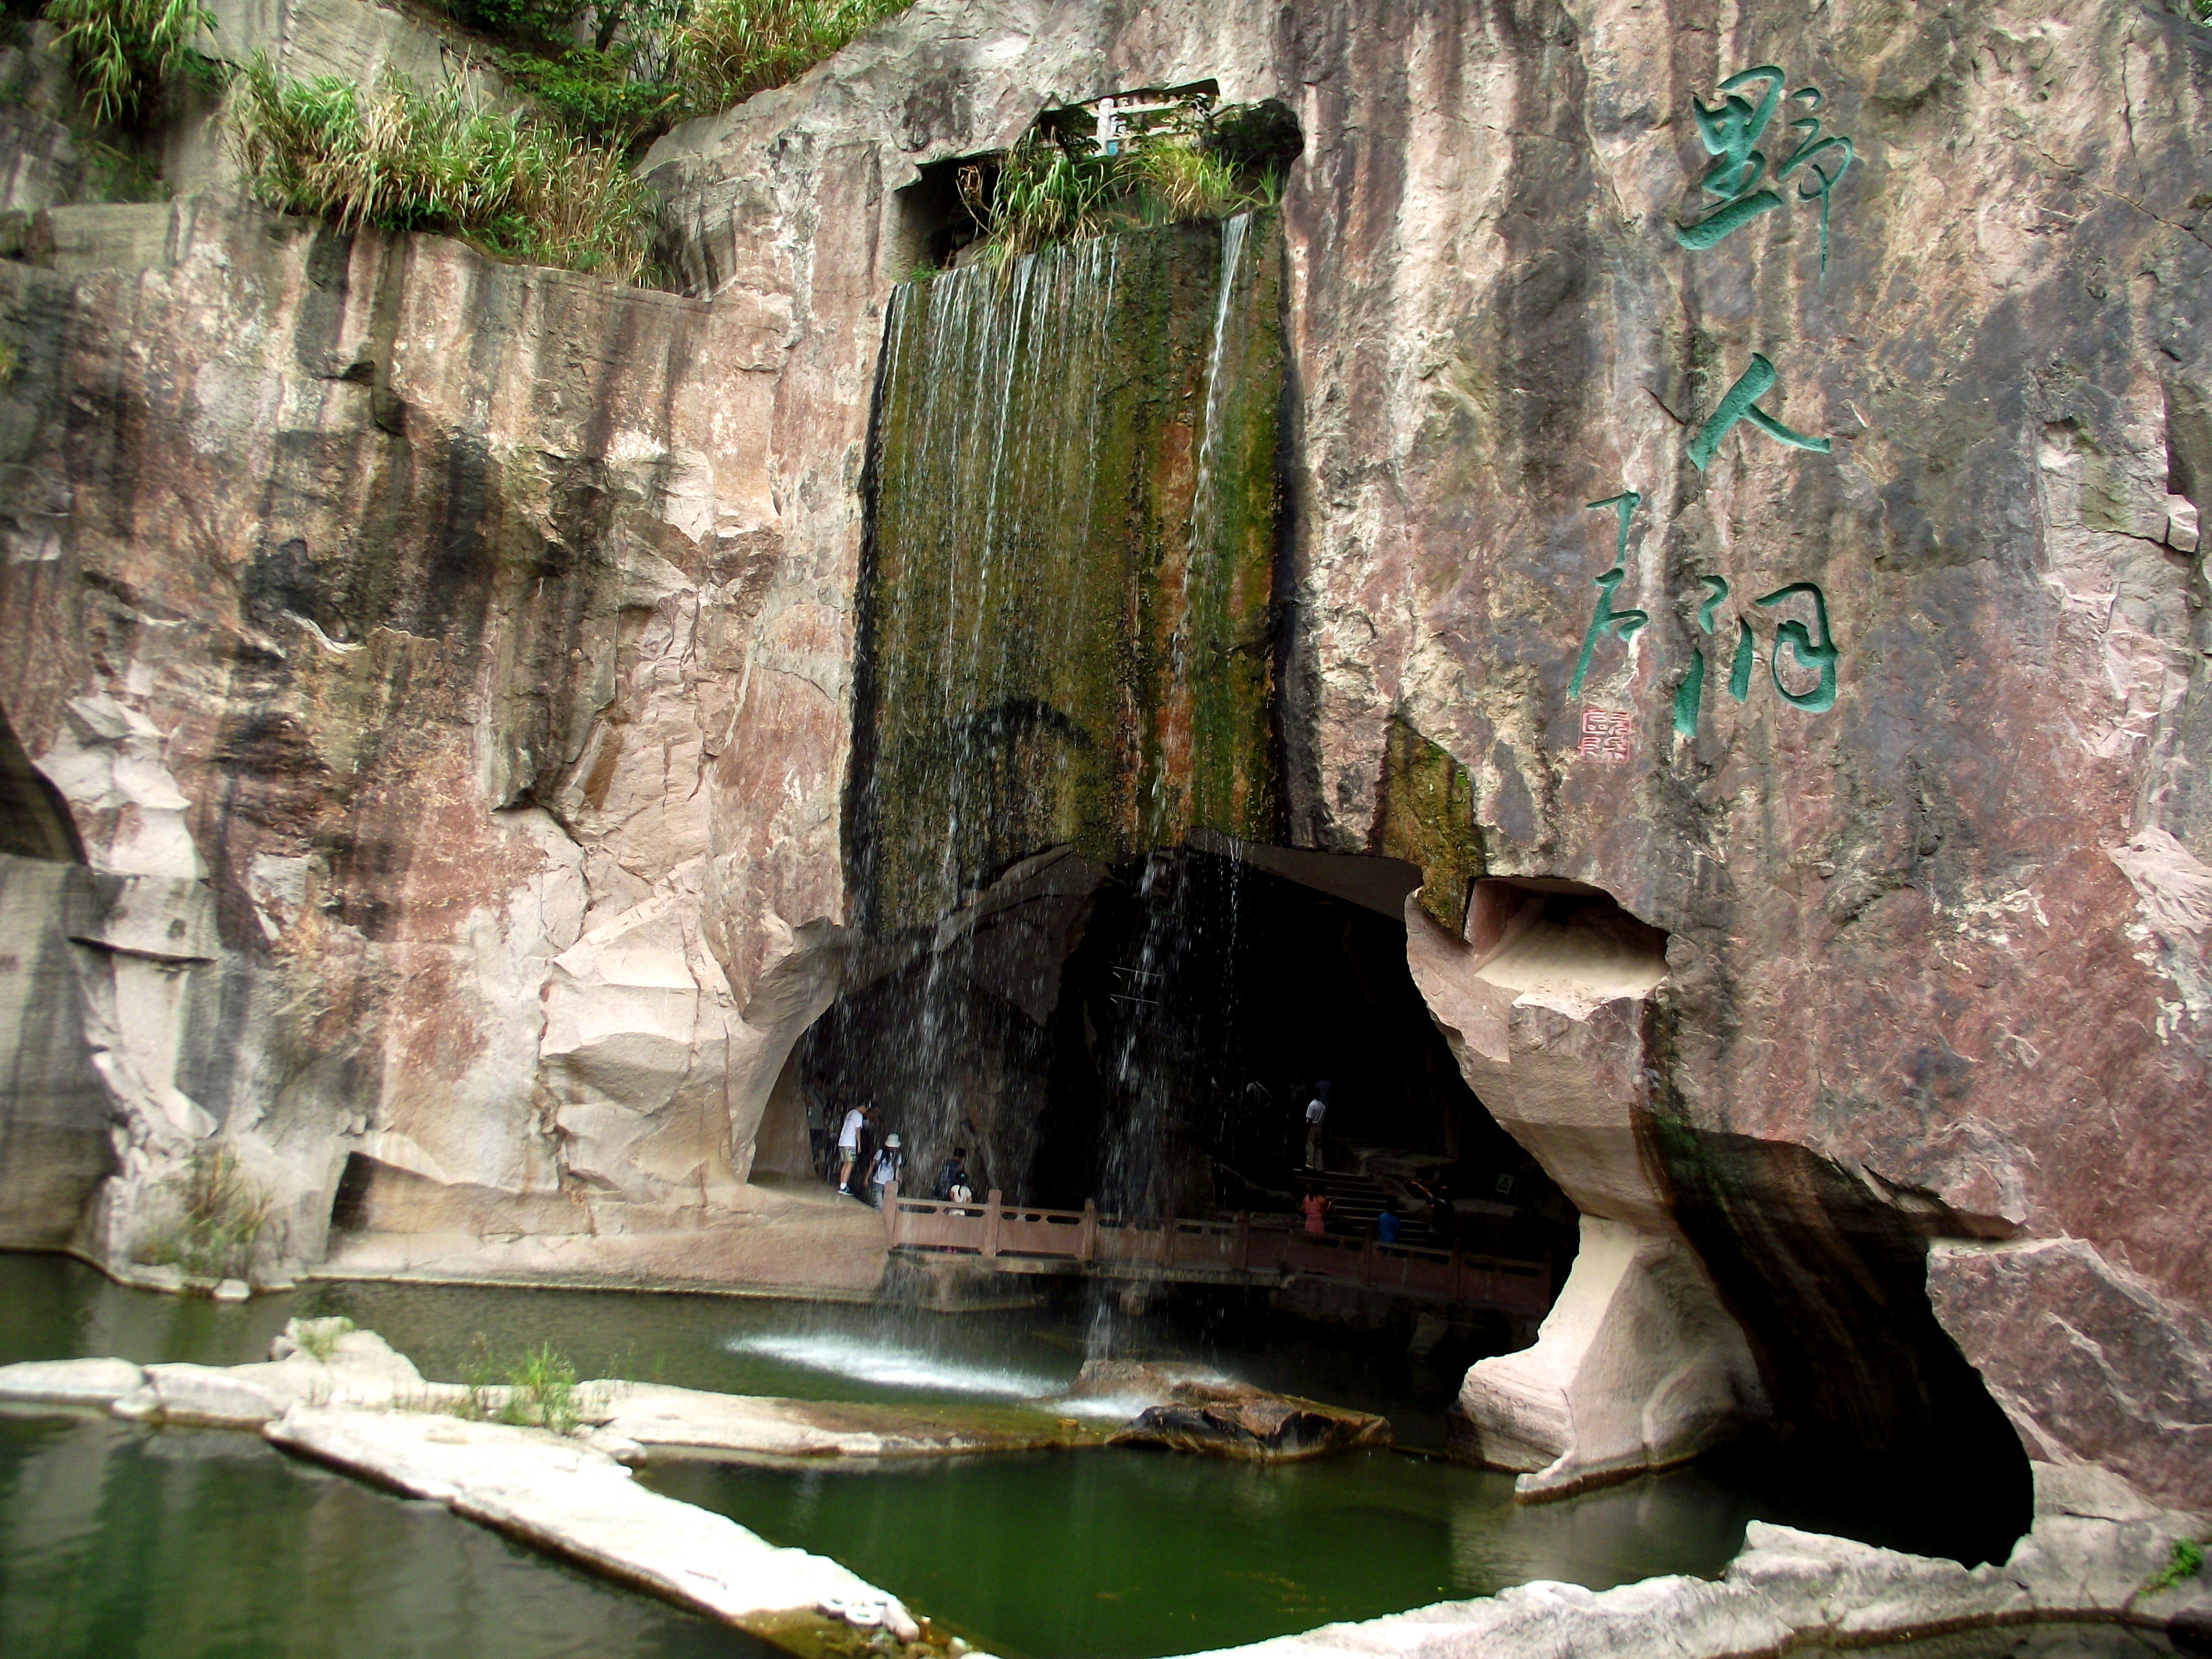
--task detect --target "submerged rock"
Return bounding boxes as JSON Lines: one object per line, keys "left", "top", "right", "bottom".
{"left": 1110, "top": 1394, "right": 1390, "bottom": 1462}
{"left": 1078, "top": 1359, "right": 1390, "bottom": 1460}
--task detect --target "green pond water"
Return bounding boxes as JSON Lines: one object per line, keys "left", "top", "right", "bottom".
{"left": 0, "top": 1411, "right": 764, "bottom": 1659}
{"left": 0, "top": 1251, "right": 2018, "bottom": 1659}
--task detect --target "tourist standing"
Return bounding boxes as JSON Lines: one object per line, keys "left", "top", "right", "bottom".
{"left": 836, "top": 1102, "right": 868, "bottom": 1195}
{"left": 1303, "top": 1079, "right": 1331, "bottom": 1171}
{"left": 867, "top": 1134, "right": 906, "bottom": 1209}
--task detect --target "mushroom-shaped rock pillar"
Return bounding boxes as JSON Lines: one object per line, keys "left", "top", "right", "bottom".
{"left": 1406, "top": 879, "right": 1768, "bottom": 1499}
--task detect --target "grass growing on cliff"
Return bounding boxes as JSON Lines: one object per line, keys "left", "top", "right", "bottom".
{"left": 227, "top": 57, "right": 658, "bottom": 282}
{"left": 669, "top": 0, "right": 909, "bottom": 112}
{"left": 966, "top": 133, "right": 1280, "bottom": 267}
{"left": 134, "top": 1145, "right": 274, "bottom": 1282}
{"left": 43, "top": 0, "right": 215, "bottom": 124}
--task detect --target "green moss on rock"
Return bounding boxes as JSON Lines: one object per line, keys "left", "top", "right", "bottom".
{"left": 1373, "top": 716, "right": 1484, "bottom": 934}
{"left": 851, "top": 214, "right": 1285, "bottom": 932}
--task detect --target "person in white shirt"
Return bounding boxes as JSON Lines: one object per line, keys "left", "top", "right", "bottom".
{"left": 837, "top": 1104, "right": 869, "bottom": 1195}
{"left": 1304, "top": 1079, "right": 1331, "bottom": 1171}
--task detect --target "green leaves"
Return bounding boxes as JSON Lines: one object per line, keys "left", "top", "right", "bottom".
{"left": 44, "top": 0, "right": 217, "bottom": 126}
{"left": 227, "top": 56, "right": 660, "bottom": 284}
{"left": 670, "top": 0, "right": 909, "bottom": 112}
{"left": 969, "top": 129, "right": 1279, "bottom": 268}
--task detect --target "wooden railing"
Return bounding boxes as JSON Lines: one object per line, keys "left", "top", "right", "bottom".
{"left": 882, "top": 1187, "right": 1552, "bottom": 1313}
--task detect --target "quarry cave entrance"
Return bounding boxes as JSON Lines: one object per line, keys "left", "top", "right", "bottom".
{"left": 780, "top": 842, "right": 1579, "bottom": 1352}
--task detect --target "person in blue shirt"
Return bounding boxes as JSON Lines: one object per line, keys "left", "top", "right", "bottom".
{"left": 1376, "top": 1208, "right": 1400, "bottom": 1245}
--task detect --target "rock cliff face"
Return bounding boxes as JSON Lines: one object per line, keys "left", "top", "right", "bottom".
{"left": 0, "top": 0, "right": 2208, "bottom": 1520}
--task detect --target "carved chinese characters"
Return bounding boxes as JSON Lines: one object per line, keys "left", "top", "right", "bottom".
{"left": 1566, "top": 57, "right": 1856, "bottom": 759}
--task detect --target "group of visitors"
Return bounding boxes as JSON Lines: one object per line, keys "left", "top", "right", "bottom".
{"left": 812, "top": 1100, "right": 902, "bottom": 1207}
{"left": 1297, "top": 1187, "right": 1406, "bottom": 1244}
{"left": 810, "top": 1098, "right": 977, "bottom": 1210}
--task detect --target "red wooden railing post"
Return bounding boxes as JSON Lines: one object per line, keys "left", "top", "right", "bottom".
{"left": 1234, "top": 1211, "right": 1250, "bottom": 1271}
{"left": 1079, "top": 1198, "right": 1098, "bottom": 1264}
{"left": 983, "top": 1190, "right": 1003, "bottom": 1259}
{"left": 883, "top": 1181, "right": 900, "bottom": 1245}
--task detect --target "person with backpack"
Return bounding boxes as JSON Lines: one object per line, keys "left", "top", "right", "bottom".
{"left": 867, "top": 1133, "right": 906, "bottom": 1209}
{"left": 932, "top": 1146, "right": 971, "bottom": 1202}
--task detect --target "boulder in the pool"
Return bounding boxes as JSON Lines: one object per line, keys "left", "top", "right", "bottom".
{"left": 1108, "top": 1390, "right": 1389, "bottom": 1461}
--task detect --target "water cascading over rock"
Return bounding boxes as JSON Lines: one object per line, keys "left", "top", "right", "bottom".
{"left": 837, "top": 215, "right": 1285, "bottom": 1203}
{"left": 848, "top": 215, "right": 1284, "bottom": 935}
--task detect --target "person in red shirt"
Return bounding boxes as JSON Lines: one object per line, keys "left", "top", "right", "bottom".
{"left": 1302, "top": 1190, "right": 1330, "bottom": 1235}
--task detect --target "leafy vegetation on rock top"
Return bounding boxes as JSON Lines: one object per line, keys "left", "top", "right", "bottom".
{"left": 953, "top": 101, "right": 1298, "bottom": 270}
{"left": 228, "top": 55, "right": 660, "bottom": 283}
{"left": 37, "top": 0, "right": 917, "bottom": 282}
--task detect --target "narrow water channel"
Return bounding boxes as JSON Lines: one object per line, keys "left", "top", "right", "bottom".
{"left": 0, "top": 1253, "right": 2020, "bottom": 1659}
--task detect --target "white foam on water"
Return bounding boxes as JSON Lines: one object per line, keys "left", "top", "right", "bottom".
{"left": 727, "top": 1332, "right": 1063, "bottom": 1399}
{"left": 1048, "top": 1393, "right": 1161, "bottom": 1422}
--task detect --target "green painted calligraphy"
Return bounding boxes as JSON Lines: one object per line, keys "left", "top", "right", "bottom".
{"left": 1688, "top": 354, "right": 1830, "bottom": 471}
{"left": 1673, "top": 577, "right": 1838, "bottom": 735}
{"left": 1755, "top": 582, "right": 1838, "bottom": 711}
{"left": 1676, "top": 66, "right": 1787, "bottom": 250}
{"left": 1676, "top": 69, "right": 1854, "bottom": 270}
{"left": 1673, "top": 575, "right": 1731, "bottom": 736}
{"left": 1773, "top": 87, "right": 1854, "bottom": 273}
{"left": 1569, "top": 492, "right": 1650, "bottom": 700}
{"left": 1728, "top": 618, "right": 1755, "bottom": 700}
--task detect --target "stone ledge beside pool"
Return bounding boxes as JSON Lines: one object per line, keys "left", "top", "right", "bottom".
{"left": 1170, "top": 1462, "right": 2212, "bottom": 1659}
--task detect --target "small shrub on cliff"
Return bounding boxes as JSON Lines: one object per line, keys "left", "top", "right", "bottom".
{"left": 134, "top": 1145, "right": 273, "bottom": 1282}
{"left": 43, "top": 0, "right": 215, "bottom": 125}
{"left": 670, "top": 0, "right": 908, "bottom": 112}
{"left": 227, "top": 57, "right": 659, "bottom": 283}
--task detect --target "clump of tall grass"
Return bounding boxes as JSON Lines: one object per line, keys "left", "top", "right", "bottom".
{"left": 670, "top": 0, "right": 909, "bottom": 112}
{"left": 227, "top": 56, "right": 659, "bottom": 283}
{"left": 134, "top": 1145, "right": 274, "bottom": 1282}
{"left": 458, "top": 1338, "right": 587, "bottom": 1433}
{"left": 966, "top": 133, "right": 1280, "bottom": 269}
{"left": 43, "top": 0, "right": 215, "bottom": 125}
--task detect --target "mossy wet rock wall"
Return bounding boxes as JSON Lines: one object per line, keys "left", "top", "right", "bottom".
{"left": 850, "top": 217, "right": 1285, "bottom": 933}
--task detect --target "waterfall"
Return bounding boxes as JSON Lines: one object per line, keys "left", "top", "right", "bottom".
{"left": 844, "top": 213, "right": 1285, "bottom": 1214}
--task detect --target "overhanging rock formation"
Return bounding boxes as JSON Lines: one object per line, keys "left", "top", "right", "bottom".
{"left": 1407, "top": 880, "right": 1767, "bottom": 1496}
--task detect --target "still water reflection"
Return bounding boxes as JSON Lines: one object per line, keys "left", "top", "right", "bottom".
{"left": 650, "top": 1447, "right": 1772, "bottom": 1659}
{"left": 0, "top": 1411, "right": 761, "bottom": 1659}
{"left": 0, "top": 1251, "right": 2017, "bottom": 1659}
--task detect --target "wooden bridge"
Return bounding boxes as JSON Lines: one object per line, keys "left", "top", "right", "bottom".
{"left": 882, "top": 1188, "right": 1554, "bottom": 1316}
